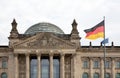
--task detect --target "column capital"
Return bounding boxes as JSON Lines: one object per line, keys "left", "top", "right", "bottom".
{"left": 60, "top": 53, "right": 65, "bottom": 57}
{"left": 111, "top": 57, "right": 116, "bottom": 60}
{"left": 88, "top": 57, "right": 93, "bottom": 61}
{"left": 100, "top": 57, "right": 104, "bottom": 59}
{"left": 70, "top": 53, "right": 76, "bottom": 58}
{"left": 14, "top": 53, "right": 18, "bottom": 57}
{"left": 72, "top": 53, "right": 76, "bottom": 56}
{"left": 49, "top": 53, "right": 54, "bottom": 56}
{"left": 37, "top": 53, "right": 41, "bottom": 56}
{"left": 25, "top": 53, "right": 30, "bottom": 56}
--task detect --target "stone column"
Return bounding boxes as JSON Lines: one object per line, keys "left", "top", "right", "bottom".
{"left": 112, "top": 58, "right": 115, "bottom": 78}
{"left": 89, "top": 58, "right": 93, "bottom": 78}
{"left": 60, "top": 53, "right": 65, "bottom": 78}
{"left": 15, "top": 54, "right": 18, "bottom": 78}
{"left": 26, "top": 54, "right": 30, "bottom": 78}
{"left": 100, "top": 58, "right": 104, "bottom": 78}
{"left": 71, "top": 54, "right": 75, "bottom": 78}
{"left": 37, "top": 54, "right": 41, "bottom": 78}
{"left": 50, "top": 53, "right": 53, "bottom": 78}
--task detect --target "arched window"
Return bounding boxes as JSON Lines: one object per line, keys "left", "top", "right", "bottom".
{"left": 94, "top": 73, "right": 99, "bottom": 78}
{"left": 105, "top": 73, "right": 110, "bottom": 78}
{"left": 82, "top": 72, "right": 88, "bottom": 78}
{"left": 1, "top": 72, "right": 7, "bottom": 78}
{"left": 116, "top": 73, "right": 120, "bottom": 78}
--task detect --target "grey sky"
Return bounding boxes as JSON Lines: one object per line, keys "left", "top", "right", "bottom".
{"left": 0, "top": 0, "right": 120, "bottom": 46}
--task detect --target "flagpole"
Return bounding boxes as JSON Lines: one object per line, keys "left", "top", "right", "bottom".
{"left": 103, "top": 16, "right": 106, "bottom": 78}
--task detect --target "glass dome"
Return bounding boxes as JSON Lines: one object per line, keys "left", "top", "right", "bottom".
{"left": 24, "top": 22, "right": 64, "bottom": 35}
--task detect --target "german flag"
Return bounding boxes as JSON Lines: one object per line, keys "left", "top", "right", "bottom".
{"left": 84, "top": 20, "right": 104, "bottom": 40}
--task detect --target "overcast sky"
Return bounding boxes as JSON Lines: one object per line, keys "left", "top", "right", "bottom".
{"left": 0, "top": 0, "right": 120, "bottom": 46}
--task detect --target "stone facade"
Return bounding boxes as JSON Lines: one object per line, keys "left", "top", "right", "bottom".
{"left": 0, "top": 19, "right": 120, "bottom": 78}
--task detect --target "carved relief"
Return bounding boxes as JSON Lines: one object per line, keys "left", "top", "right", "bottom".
{"left": 14, "top": 33, "right": 75, "bottom": 49}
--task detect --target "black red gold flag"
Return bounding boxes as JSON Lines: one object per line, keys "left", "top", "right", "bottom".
{"left": 84, "top": 20, "right": 104, "bottom": 40}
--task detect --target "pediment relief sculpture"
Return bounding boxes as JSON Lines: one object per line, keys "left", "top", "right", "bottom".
{"left": 14, "top": 33, "right": 75, "bottom": 49}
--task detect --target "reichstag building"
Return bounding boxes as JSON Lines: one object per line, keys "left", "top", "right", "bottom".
{"left": 0, "top": 19, "right": 120, "bottom": 78}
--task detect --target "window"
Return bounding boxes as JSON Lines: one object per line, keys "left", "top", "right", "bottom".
{"left": 116, "top": 73, "right": 120, "bottom": 78}
{"left": 94, "top": 73, "right": 99, "bottom": 78}
{"left": 53, "top": 57, "right": 60, "bottom": 78}
{"left": 30, "top": 57, "right": 37, "bottom": 78}
{"left": 82, "top": 72, "right": 88, "bottom": 78}
{"left": 41, "top": 57, "right": 49, "bottom": 78}
{"left": 116, "top": 61, "right": 120, "bottom": 68}
{"left": 105, "top": 73, "right": 110, "bottom": 78}
{"left": 105, "top": 61, "right": 111, "bottom": 68}
{"left": 1, "top": 72, "right": 7, "bottom": 78}
{"left": 2, "top": 58, "right": 7, "bottom": 68}
{"left": 83, "top": 61, "right": 89, "bottom": 68}
{"left": 94, "top": 61, "right": 99, "bottom": 68}
{"left": 2, "top": 61, "right": 7, "bottom": 68}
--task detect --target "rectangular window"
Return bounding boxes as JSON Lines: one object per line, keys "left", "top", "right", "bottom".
{"left": 53, "top": 57, "right": 60, "bottom": 78}
{"left": 41, "top": 56, "right": 49, "bottom": 78}
{"left": 105, "top": 61, "right": 111, "bottom": 68}
{"left": 2, "top": 57, "right": 8, "bottom": 69}
{"left": 2, "top": 61, "right": 7, "bottom": 68}
{"left": 83, "top": 61, "right": 88, "bottom": 68}
{"left": 93, "top": 61, "right": 99, "bottom": 68}
{"left": 30, "top": 56, "right": 37, "bottom": 78}
{"left": 116, "top": 73, "right": 120, "bottom": 78}
{"left": 116, "top": 61, "right": 120, "bottom": 69}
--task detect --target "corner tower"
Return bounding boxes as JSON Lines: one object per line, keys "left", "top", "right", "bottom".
{"left": 70, "top": 19, "right": 81, "bottom": 48}
{"left": 8, "top": 19, "right": 19, "bottom": 47}
{"left": 9, "top": 19, "right": 19, "bottom": 38}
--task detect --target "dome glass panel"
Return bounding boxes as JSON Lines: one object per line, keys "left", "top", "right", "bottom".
{"left": 24, "top": 22, "right": 64, "bottom": 35}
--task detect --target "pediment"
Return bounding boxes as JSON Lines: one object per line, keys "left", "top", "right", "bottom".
{"left": 14, "top": 33, "right": 76, "bottom": 49}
